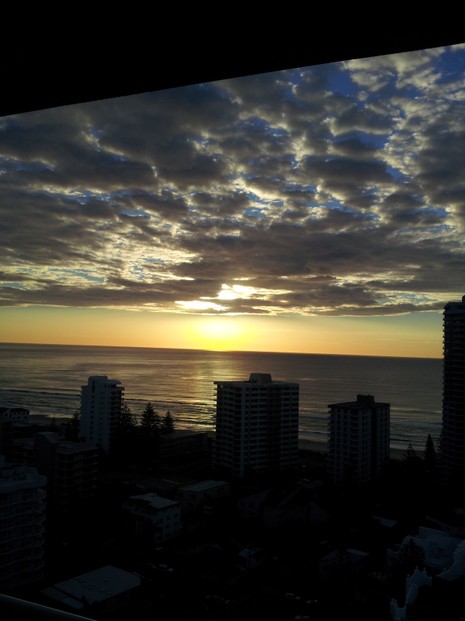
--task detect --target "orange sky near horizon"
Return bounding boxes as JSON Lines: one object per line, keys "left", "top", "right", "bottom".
{"left": 0, "top": 305, "right": 443, "bottom": 359}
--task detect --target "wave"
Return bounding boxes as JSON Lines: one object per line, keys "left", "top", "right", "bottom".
{"left": 0, "top": 343, "right": 444, "bottom": 450}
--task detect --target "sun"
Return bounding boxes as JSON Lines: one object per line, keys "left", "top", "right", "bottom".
{"left": 191, "top": 317, "right": 248, "bottom": 350}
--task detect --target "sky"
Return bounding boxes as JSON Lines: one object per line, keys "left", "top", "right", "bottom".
{"left": 2, "top": 43, "right": 465, "bottom": 358}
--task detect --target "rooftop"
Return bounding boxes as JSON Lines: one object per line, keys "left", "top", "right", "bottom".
{"left": 42, "top": 565, "right": 141, "bottom": 610}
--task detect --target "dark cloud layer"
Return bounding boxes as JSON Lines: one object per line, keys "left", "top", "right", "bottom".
{"left": 2, "top": 44, "right": 465, "bottom": 317}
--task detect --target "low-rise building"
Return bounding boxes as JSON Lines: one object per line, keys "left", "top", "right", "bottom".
{"left": 36, "top": 432, "right": 99, "bottom": 511}
{"left": 8, "top": 431, "right": 99, "bottom": 512}
{"left": 41, "top": 564, "right": 142, "bottom": 619}
{"left": 122, "top": 492, "right": 182, "bottom": 544}
{"left": 159, "top": 429, "right": 210, "bottom": 464}
{"left": 177, "top": 479, "right": 229, "bottom": 512}
{"left": 0, "top": 406, "right": 30, "bottom": 424}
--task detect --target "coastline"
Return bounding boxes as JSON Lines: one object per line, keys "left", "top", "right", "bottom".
{"left": 298, "top": 438, "right": 408, "bottom": 462}
{"left": 28, "top": 414, "right": 409, "bottom": 462}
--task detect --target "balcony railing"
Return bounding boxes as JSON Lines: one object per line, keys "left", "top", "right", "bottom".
{"left": 0, "top": 593, "right": 96, "bottom": 620}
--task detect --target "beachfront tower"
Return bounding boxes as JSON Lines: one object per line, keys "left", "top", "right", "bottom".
{"left": 213, "top": 373, "right": 299, "bottom": 478}
{"left": 441, "top": 295, "right": 465, "bottom": 486}
{"left": 79, "top": 375, "right": 124, "bottom": 453}
{"left": 327, "top": 394, "right": 390, "bottom": 486}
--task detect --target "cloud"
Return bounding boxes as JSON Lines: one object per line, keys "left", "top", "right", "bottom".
{"left": 2, "top": 44, "right": 465, "bottom": 317}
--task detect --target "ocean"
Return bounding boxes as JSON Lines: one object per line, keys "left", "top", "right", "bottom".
{"left": 0, "top": 342, "right": 443, "bottom": 453}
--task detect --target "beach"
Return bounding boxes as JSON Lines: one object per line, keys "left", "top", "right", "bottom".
{"left": 298, "top": 438, "right": 408, "bottom": 462}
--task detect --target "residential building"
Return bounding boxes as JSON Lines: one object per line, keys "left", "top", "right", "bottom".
{"left": 158, "top": 428, "right": 210, "bottom": 465}
{"left": 0, "top": 456, "right": 47, "bottom": 592}
{"left": 441, "top": 294, "right": 465, "bottom": 485}
{"left": 41, "top": 564, "right": 142, "bottom": 619}
{"left": 213, "top": 372, "right": 299, "bottom": 478}
{"left": 0, "top": 421, "right": 17, "bottom": 462}
{"left": 318, "top": 547, "right": 370, "bottom": 581}
{"left": 388, "top": 527, "right": 465, "bottom": 619}
{"left": 177, "top": 479, "right": 229, "bottom": 513}
{"left": 122, "top": 492, "right": 182, "bottom": 544}
{"left": 0, "top": 406, "right": 30, "bottom": 424}
{"left": 35, "top": 432, "right": 99, "bottom": 512}
{"left": 327, "top": 394, "right": 390, "bottom": 486}
{"left": 8, "top": 432, "right": 99, "bottom": 512}
{"left": 79, "top": 375, "right": 124, "bottom": 453}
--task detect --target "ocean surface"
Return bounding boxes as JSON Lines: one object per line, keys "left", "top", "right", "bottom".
{"left": 0, "top": 342, "right": 443, "bottom": 453}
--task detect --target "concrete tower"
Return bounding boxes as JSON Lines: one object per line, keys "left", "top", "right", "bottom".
{"left": 79, "top": 375, "right": 124, "bottom": 453}
{"left": 213, "top": 373, "right": 299, "bottom": 478}
{"left": 441, "top": 295, "right": 465, "bottom": 485}
{"left": 327, "top": 394, "right": 390, "bottom": 486}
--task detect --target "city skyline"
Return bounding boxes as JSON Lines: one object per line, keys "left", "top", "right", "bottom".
{"left": 2, "top": 44, "right": 465, "bottom": 358}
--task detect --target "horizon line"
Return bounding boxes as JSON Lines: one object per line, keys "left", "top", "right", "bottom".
{"left": 0, "top": 340, "right": 442, "bottom": 361}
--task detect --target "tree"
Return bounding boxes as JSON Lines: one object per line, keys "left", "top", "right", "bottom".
{"left": 65, "top": 409, "right": 81, "bottom": 442}
{"left": 119, "top": 400, "right": 136, "bottom": 433}
{"left": 110, "top": 400, "right": 138, "bottom": 467}
{"left": 397, "top": 537, "right": 425, "bottom": 574}
{"left": 403, "top": 442, "right": 421, "bottom": 464}
{"left": 401, "top": 442, "right": 423, "bottom": 490}
{"left": 424, "top": 434, "right": 437, "bottom": 469}
{"left": 161, "top": 410, "right": 175, "bottom": 434}
{"left": 139, "top": 402, "right": 161, "bottom": 468}
{"left": 140, "top": 402, "right": 161, "bottom": 437}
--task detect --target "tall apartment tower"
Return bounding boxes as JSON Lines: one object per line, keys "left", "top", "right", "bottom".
{"left": 213, "top": 373, "right": 299, "bottom": 478}
{"left": 441, "top": 295, "right": 465, "bottom": 485}
{"left": 0, "top": 456, "right": 47, "bottom": 591}
{"left": 79, "top": 375, "right": 124, "bottom": 453}
{"left": 327, "top": 394, "right": 390, "bottom": 486}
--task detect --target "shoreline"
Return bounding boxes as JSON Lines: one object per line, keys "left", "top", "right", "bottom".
{"left": 298, "top": 438, "right": 409, "bottom": 462}
{"left": 26, "top": 414, "right": 411, "bottom": 462}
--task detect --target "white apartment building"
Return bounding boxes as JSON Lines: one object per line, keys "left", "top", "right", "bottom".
{"left": 0, "top": 456, "right": 47, "bottom": 591}
{"left": 213, "top": 373, "right": 299, "bottom": 478}
{"left": 327, "top": 394, "right": 390, "bottom": 486}
{"left": 79, "top": 375, "right": 124, "bottom": 453}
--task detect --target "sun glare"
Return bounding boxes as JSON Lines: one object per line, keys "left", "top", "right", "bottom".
{"left": 192, "top": 318, "right": 248, "bottom": 350}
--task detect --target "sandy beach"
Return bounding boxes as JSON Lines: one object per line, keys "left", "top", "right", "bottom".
{"left": 28, "top": 415, "right": 410, "bottom": 463}
{"left": 298, "top": 438, "right": 408, "bottom": 462}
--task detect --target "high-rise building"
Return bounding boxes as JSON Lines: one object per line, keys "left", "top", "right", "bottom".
{"left": 79, "top": 375, "right": 124, "bottom": 453}
{"left": 0, "top": 456, "right": 47, "bottom": 591}
{"left": 213, "top": 373, "right": 299, "bottom": 478}
{"left": 327, "top": 394, "right": 390, "bottom": 486}
{"left": 441, "top": 295, "right": 465, "bottom": 485}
